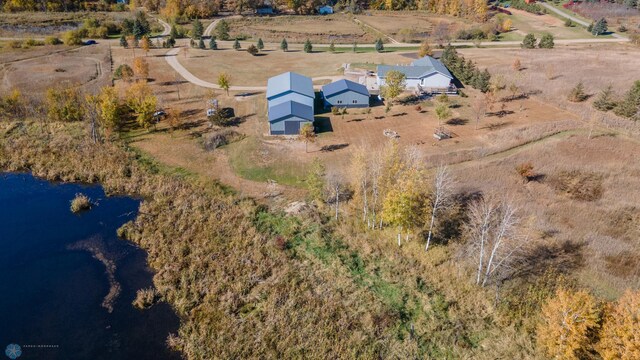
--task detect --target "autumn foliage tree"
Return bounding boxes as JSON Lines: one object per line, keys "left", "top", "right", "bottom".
{"left": 380, "top": 70, "right": 406, "bottom": 103}
{"left": 597, "top": 290, "right": 640, "bottom": 360}
{"left": 133, "top": 57, "right": 149, "bottom": 81}
{"left": 537, "top": 288, "right": 602, "bottom": 360}
{"left": 298, "top": 123, "right": 316, "bottom": 152}
{"left": 45, "top": 84, "right": 84, "bottom": 122}
{"left": 125, "top": 82, "right": 157, "bottom": 129}
{"left": 418, "top": 41, "right": 433, "bottom": 57}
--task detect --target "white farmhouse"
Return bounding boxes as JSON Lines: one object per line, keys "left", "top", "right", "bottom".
{"left": 376, "top": 56, "right": 454, "bottom": 93}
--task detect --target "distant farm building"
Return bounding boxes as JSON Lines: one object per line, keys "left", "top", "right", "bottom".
{"left": 319, "top": 5, "right": 333, "bottom": 14}
{"left": 377, "top": 56, "right": 454, "bottom": 94}
{"left": 321, "top": 79, "right": 370, "bottom": 108}
{"left": 256, "top": 5, "right": 274, "bottom": 14}
{"left": 266, "top": 72, "right": 315, "bottom": 135}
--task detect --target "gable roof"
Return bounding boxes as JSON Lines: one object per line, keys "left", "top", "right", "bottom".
{"left": 322, "top": 79, "right": 369, "bottom": 98}
{"left": 266, "top": 72, "right": 315, "bottom": 100}
{"left": 377, "top": 56, "right": 453, "bottom": 80}
{"left": 268, "top": 100, "right": 314, "bottom": 123}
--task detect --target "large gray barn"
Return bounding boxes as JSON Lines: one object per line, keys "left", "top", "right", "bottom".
{"left": 266, "top": 72, "right": 315, "bottom": 135}
{"left": 321, "top": 79, "right": 370, "bottom": 109}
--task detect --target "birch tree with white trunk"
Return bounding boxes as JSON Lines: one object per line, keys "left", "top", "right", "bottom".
{"left": 466, "top": 197, "right": 525, "bottom": 287}
{"left": 425, "top": 165, "right": 455, "bottom": 251}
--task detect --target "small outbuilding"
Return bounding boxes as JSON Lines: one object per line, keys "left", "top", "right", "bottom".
{"left": 321, "top": 79, "right": 370, "bottom": 108}
{"left": 268, "top": 100, "right": 314, "bottom": 135}
{"left": 318, "top": 5, "right": 333, "bottom": 14}
{"left": 256, "top": 5, "right": 274, "bottom": 14}
{"left": 266, "top": 71, "right": 315, "bottom": 108}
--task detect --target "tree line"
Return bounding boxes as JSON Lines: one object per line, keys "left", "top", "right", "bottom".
{"left": 440, "top": 45, "right": 492, "bottom": 93}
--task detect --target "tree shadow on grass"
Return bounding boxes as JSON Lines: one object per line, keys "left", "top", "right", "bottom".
{"left": 446, "top": 118, "right": 468, "bottom": 126}
{"left": 320, "top": 143, "right": 349, "bottom": 152}
{"left": 314, "top": 116, "right": 333, "bottom": 133}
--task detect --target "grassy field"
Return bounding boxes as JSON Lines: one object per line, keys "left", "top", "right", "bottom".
{"left": 503, "top": 8, "right": 593, "bottom": 40}
{"left": 227, "top": 14, "right": 375, "bottom": 44}
{"left": 355, "top": 11, "right": 478, "bottom": 42}
{"left": 179, "top": 46, "right": 414, "bottom": 85}
{"left": 0, "top": 11, "right": 131, "bottom": 37}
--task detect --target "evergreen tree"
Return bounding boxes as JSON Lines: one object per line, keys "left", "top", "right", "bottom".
{"left": 304, "top": 39, "right": 313, "bottom": 53}
{"left": 568, "top": 82, "right": 588, "bottom": 102}
{"left": 233, "top": 39, "right": 241, "bottom": 50}
{"left": 587, "top": 22, "right": 594, "bottom": 33}
{"left": 247, "top": 44, "right": 259, "bottom": 56}
{"left": 170, "top": 24, "right": 179, "bottom": 39}
{"left": 477, "top": 69, "right": 491, "bottom": 93}
{"left": 192, "top": 19, "right": 204, "bottom": 40}
{"left": 132, "top": 11, "right": 151, "bottom": 39}
{"left": 539, "top": 33, "right": 554, "bottom": 48}
{"left": 593, "top": 84, "right": 617, "bottom": 111}
{"left": 280, "top": 38, "right": 288, "bottom": 52}
{"left": 592, "top": 18, "right": 608, "bottom": 36}
{"left": 167, "top": 36, "right": 176, "bottom": 48}
{"left": 613, "top": 80, "right": 640, "bottom": 118}
{"left": 215, "top": 20, "right": 230, "bottom": 40}
{"left": 120, "top": 35, "right": 128, "bottom": 48}
{"left": 522, "top": 33, "right": 537, "bottom": 49}
{"left": 257, "top": 38, "right": 264, "bottom": 51}
{"left": 329, "top": 41, "right": 335, "bottom": 53}
{"left": 209, "top": 36, "right": 218, "bottom": 50}
{"left": 375, "top": 38, "right": 384, "bottom": 52}
{"left": 198, "top": 38, "right": 205, "bottom": 49}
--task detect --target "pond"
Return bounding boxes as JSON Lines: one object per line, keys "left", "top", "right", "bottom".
{"left": 0, "top": 173, "right": 181, "bottom": 360}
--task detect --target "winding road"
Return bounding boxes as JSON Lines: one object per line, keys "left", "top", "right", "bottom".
{"left": 154, "top": 17, "right": 172, "bottom": 37}
{"left": 537, "top": 2, "right": 626, "bottom": 39}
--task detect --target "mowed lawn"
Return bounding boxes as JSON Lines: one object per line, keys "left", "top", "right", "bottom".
{"left": 180, "top": 47, "right": 415, "bottom": 85}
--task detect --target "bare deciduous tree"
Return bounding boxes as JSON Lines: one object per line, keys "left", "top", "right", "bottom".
{"left": 466, "top": 197, "right": 525, "bottom": 287}
{"left": 326, "top": 171, "right": 347, "bottom": 221}
{"left": 425, "top": 165, "right": 455, "bottom": 251}
{"left": 471, "top": 97, "right": 487, "bottom": 130}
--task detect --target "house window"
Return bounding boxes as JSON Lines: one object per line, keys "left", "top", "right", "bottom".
{"left": 337, "top": 100, "right": 342, "bottom": 104}
{"left": 352, "top": 100, "right": 357, "bottom": 104}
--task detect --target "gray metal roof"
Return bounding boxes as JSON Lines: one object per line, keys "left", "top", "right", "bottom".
{"left": 377, "top": 56, "right": 453, "bottom": 80}
{"left": 268, "top": 100, "right": 314, "bottom": 122}
{"left": 266, "top": 72, "right": 315, "bottom": 100}
{"left": 322, "top": 79, "right": 369, "bottom": 98}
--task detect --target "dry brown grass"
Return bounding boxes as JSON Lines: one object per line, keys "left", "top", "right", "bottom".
{"left": 178, "top": 46, "right": 411, "bottom": 85}
{"left": 227, "top": 14, "right": 374, "bottom": 44}
{"left": 356, "top": 11, "right": 479, "bottom": 42}
{"left": 457, "top": 44, "right": 640, "bottom": 136}
{"left": 450, "top": 133, "right": 640, "bottom": 298}
{"left": 1, "top": 43, "right": 111, "bottom": 94}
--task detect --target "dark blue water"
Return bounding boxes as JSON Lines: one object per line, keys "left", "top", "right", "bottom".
{"left": 0, "top": 173, "right": 181, "bottom": 360}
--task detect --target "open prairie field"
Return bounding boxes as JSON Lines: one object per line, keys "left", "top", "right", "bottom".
{"left": 504, "top": 8, "right": 593, "bottom": 40}
{"left": 354, "top": 11, "right": 477, "bottom": 43}
{"left": 0, "top": 11, "right": 130, "bottom": 37}
{"left": 458, "top": 43, "right": 640, "bottom": 134}
{"left": 227, "top": 14, "right": 376, "bottom": 44}
{"left": 0, "top": 43, "right": 111, "bottom": 94}
{"left": 451, "top": 131, "right": 640, "bottom": 298}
